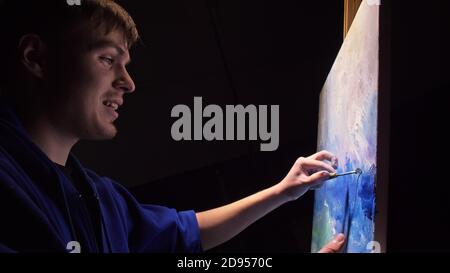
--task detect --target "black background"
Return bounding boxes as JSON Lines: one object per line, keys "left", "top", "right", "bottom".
{"left": 72, "top": 0, "right": 450, "bottom": 253}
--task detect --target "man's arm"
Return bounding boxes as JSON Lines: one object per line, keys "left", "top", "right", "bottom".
{"left": 196, "top": 150, "right": 340, "bottom": 251}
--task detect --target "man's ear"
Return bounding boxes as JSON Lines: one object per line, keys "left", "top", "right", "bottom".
{"left": 18, "top": 34, "right": 48, "bottom": 79}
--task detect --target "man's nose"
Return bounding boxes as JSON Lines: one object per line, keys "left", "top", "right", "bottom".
{"left": 114, "top": 67, "right": 136, "bottom": 93}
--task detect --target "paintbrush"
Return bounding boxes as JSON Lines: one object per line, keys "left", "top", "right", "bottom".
{"left": 329, "top": 168, "right": 362, "bottom": 180}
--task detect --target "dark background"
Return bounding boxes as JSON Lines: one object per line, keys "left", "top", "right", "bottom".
{"left": 73, "top": 0, "right": 450, "bottom": 252}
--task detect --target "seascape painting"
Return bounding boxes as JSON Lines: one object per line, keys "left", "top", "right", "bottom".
{"left": 311, "top": 0, "right": 379, "bottom": 253}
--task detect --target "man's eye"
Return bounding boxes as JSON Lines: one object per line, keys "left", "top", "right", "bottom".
{"left": 100, "top": 57, "right": 114, "bottom": 65}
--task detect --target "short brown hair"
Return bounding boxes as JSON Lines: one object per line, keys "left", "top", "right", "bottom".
{"left": 0, "top": 0, "right": 139, "bottom": 91}
{"left": 77, "top": 0, "right": 140, "bottom": 47}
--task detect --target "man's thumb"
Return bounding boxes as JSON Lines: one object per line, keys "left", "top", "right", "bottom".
{"left": 309, "top": 171, "right": 330, "bottom": 186}
{"left": 318, "top": 234, "right": 345, "bottom": 253}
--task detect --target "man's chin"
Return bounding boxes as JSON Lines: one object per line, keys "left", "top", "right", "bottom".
{"left": 88, "top": 125, "right": 118, "bottom": 140}
{"left": 100, "top": 129, "right": 118, "bottom": 140}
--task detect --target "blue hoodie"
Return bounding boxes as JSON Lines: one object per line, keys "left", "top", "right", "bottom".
{"left": 0, "top": 103, "right": 202, "bottom": 253}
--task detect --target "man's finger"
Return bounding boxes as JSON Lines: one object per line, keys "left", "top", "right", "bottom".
{"left": 308, "top": 151, "right": 339, "bottom": 169}
{"left": 299, "top": 158, "right": 336, "bottom": 173}
{"left": 308, "top": 150, "right": 333, "bottom": 161}
{"left": 308, "top": 171, "right": 330, "bottom": 186}
{"left": 318, "top": 234, "right": 345, "bottom": 253}
{"left": 308, "top": 150, "right": 337, "bottom": 162}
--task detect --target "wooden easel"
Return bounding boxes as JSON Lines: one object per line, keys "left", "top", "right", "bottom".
{"left": 344, "top": 0, "right": 362, "bottom": 39}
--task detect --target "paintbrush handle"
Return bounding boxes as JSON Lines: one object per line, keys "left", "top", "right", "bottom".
{"left": 329, "top": 171, "right": 358, "bottom": 179}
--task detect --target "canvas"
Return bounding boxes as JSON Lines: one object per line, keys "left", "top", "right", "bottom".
{"left": 311, "top": 0, "right": 380, "bottom": 253}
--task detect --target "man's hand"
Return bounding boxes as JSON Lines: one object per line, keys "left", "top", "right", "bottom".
{"left": 318, "top": 234, "right": 346, "bottom": 253}
{"left": 197, "top": 150, "right": 339, "bottom": 250}
{"left": 276, "top": 150, "right": 338, "bottom": 201}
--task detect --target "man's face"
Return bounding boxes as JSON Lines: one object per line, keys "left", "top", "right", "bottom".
{"left": 48, "top": 29, "right": 135, "bottom": 141}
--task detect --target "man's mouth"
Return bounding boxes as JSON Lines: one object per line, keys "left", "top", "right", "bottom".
{"left": 103, "top": 100, "right": 119, "bottom": 111}
{"left": 103, "top": 99, "right": 123, "bottom": 120}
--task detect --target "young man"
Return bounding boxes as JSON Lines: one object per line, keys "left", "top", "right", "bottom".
{"left": 0, "top": 0, "right": 344, "bottom": 253}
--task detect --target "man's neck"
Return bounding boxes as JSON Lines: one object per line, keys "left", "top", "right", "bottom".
{"left": 23, "top": 114, "right": 78, "bottom": 166}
